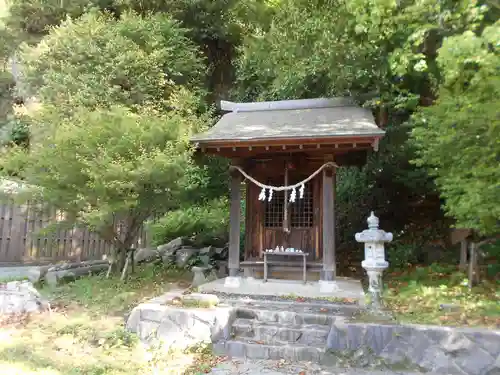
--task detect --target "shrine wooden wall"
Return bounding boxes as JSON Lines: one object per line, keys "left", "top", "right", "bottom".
{"left": 243, "top": 157, "right": 324, "bottom": 261}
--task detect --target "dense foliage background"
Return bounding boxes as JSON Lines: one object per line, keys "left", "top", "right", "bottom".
{"left": 0, "top": 0, "right": 498, "bottom": 272}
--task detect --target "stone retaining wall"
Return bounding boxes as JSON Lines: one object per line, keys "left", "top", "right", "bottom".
{"left": 329, "top": 320, "right": 500, "bottom": 375}
{"left": 126, "top": 293, "right": 234, "bottom": 351}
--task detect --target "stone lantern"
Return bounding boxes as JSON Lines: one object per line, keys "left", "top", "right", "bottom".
{"left": 355, "top": 212, "right": 393, "bottom": 311}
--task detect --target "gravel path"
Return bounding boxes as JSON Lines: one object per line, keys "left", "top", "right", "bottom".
{"left": 208, "top": 359, "right": 432, "bottom": 375}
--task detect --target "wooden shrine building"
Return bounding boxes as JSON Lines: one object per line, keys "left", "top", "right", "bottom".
{"left": 191, "top": 97, "right": 385, "bottom": 283}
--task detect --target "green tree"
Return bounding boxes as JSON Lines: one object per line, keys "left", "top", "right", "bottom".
{"left": 1, "top": 105, "right": 204, "bottom": 270}
{"left": 412, "top": 21, "right": 500, "bottom": 235}
{"left": 19, "top": 10, "right": 205, "bottom": 113}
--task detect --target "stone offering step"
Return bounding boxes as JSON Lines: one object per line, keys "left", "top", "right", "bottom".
{"left": 213, "top": 337, "right": 326, "bottom": 362}
{"left": 232, "top": 318, "right": 331, "bottom": 346}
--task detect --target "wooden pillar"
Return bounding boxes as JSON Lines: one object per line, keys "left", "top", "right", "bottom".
{"left": 468, "top": 241, "right": 478, "bottom": 289}
{"left": 228, "top": 169, "right": 242, "bottom": 277}
{"left": 459, "top": 239, "right": 468, "bottom": 271}
{"left": 322, "top": 164, "right": 336, "bottom": 281}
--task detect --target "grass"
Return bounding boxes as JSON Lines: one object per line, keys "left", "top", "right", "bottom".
{"left": 0, "top": 264, "right": 223, "bottom": 375}
{"left": 384, "top": 263, "right": 500, "bottom": 327}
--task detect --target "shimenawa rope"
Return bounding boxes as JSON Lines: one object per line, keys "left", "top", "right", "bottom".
{"left": 231, "top": 161, "right": 338, "bottom": 203}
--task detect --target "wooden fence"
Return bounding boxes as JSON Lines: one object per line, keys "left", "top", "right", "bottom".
{"left": 0, "top": 202, "right": 149, "bottom": 264}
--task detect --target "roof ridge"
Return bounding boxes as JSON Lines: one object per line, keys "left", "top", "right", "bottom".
{"left": 220, "top": 97, "right": 356, "bottom": 113}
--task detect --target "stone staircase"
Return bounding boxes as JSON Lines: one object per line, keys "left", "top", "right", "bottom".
{"left": 213, "top": 297, "right": 361, "bottom": 363}
{"left": 211, "top": 296, "right": 500, "bottom": 375}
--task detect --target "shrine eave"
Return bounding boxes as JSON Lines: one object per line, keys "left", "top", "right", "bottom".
{"left": 191, "top": 98, "right": 385, "bottom": 148}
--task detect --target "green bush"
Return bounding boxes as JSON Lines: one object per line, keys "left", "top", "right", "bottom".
{"left": 149, "top": 197, "right": 229, "bottom": 247}
{"left": 386, "top": 242, "right": 420, "bottom": 271}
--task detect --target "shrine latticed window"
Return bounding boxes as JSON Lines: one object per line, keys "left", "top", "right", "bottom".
{"left": 264, "top": 180, "right": 314, "bottom": 228}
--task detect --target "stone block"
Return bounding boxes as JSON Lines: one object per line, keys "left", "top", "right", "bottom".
{"left": 327, "top": 324, "right": 349, "bottom": 350}
{"left": 0, "top": 281, "right": 48, "bottom": 315}
{"left": 176, "top": 247, "right": 199, "bottom": 268}
{"left": 199, "top": 246, "right": 215, "bottom": 256}
{"left": 126, "top": 298, "right": 234, "bottom": 352}
{"left": 214, "top": 247, "right": 228, "bottom": 259}
{"left": 157, "top": 237, "right": 183, "bottom": 255}
{"left": 453, "top": 346, "right": 495, "bottom": 375}
{"left": 244, "top": 342, "right": 270, "bottom": 359}
{"left": 485, "top": 355, "right": 500, "bottom": 375}
{"left": 27, "top": 266, "right": 50, "bottom": 284}
{"left": 140, "top": 304, "right": 170, "bottom": 323}
{"left": 138, "top": 320, "right": 159, "bottom": 341}
{"left": 225, "top": 340, "right": 247, "bottom": 358}
{"left": 405, "top": 329, "right": 435, "bottom": 364}
{"left": 182, "top": 293, "right": 219, "bottom": 306}
{"left": 418, "top": 345, "right": 457, "bottom": 373}
{"left": 379, "top": 335, "right": 413, "bottom": 364}
{"left": 191, "top": 267, "right": 217, "bottom": 288}
{"left": 465, "top": 331, "right": 500, "bottom": 358}
{"left": 302, "top": 313, "right": 332, "bottom": 326}
{"left": 134, "top": 248, "right": 158, "bottom": 264}
{"left": 345, "top": 323, "right": 367, "bottom": 350}
{"left": 293, "top": 345, "right": 324, "bottom": 362}
{"left": 216, "top": 261, "right": 228, "bottom": 278}
{"left": 363, "top": 324, "right": 395, "bottom": 355}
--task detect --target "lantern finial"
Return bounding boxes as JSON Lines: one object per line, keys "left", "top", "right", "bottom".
{"left": 367, "top": 211, "right": 379, "bottom": 229}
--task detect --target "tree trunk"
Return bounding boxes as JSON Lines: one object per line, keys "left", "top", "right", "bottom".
{"left": 116, "top": 247, "right": 127, "bottom": 272}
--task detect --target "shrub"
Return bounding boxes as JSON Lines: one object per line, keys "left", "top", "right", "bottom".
{"left": 149, "top": 197, "right": 229, "bottom": 247}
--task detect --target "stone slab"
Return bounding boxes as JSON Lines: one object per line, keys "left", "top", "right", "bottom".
{"left": 198, "top": 277, "right": 364, "bottom": 301}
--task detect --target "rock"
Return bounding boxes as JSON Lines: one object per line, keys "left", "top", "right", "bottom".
{"left": 439, "top": 303, "right": 460, "bottom": 312}
{"left": 199, "top": 246, "right": 215, "bottom": 256}
{"left": 176, "top": 247, "right": 199, "bottom": 268}
{"left": 45, "top": 264, "right": 109, "bottom": 287}
{"left": 126, "top": 296, "right": 234, "bottom": 351}
{"left": 158, "top": 238, "right": 184, "bottom": 265}
{"left": 182, "top": 293, "right": 219, "bottom": 306}
{"left": 216, "top": 261, "right": 228, "bottom": 278}
{"left": 0, "top": 281, "right": 49, "bottom": 315}
{"left": 214, "top": 246, "right": 228, "bottom": 259}
{"left": 134, "top": 248, "right": 158, "bottom": 264}
{"left": 199, "top": 255, "right": 211, "bottom": 267}
{"left": 27, "top": 265, "right": 50, "bottom": 284}
{"left": 191, "top": 266, "right": 217, "bottom": 287}
{"left": 157, "top": 237, "right": 183, "bottom": 255}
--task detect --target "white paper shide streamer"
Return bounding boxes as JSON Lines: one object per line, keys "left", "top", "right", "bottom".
{"left": 233, "top": 162, "right": 338, "bottom": 204}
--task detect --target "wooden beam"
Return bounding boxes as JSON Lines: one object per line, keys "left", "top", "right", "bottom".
{"left": 203, "top": 143, "right": 373, "bottom": 158}
{"left": 229, "top": 169, "right": 242, "bottom": 277}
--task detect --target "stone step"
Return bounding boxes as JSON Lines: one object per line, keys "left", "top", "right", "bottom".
{"left": 213, "top": 337, "right": 326, "bottom": 362}
{"left": 232, "top": 318, "right": 330, "bottom": 346}
{"left": 235, "top": 306, "right": 337, "bottom": 326}
{"left": 220, "top": 297, "right": 362, "bottom": 316}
